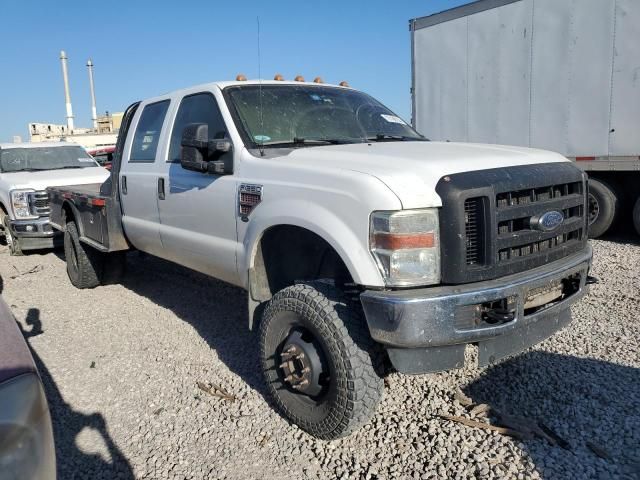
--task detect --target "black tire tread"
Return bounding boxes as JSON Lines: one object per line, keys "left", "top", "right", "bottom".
{"left": 64, "top": 221, "right": 103, "bottom": 289}
{"left": 260, "top": 282, "right": 383, "bottom": 440}
{"left": 2, "top": 214, "right": 23, "bottom": 256}
{"left": 588, "top": 177, "right": 618, "bottom": 238}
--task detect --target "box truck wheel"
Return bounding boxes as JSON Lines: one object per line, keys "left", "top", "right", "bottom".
{"left": 64, "top": 221, "right": 104, "bottom": 289}
{"left": 633, "top": 196, "right": 640, "bottom": 237}
{"left": 259, "top": 282, "right": 383, "bottom": 439}
{"left": 587, "top": 178, "right": 618, "bottom": 238}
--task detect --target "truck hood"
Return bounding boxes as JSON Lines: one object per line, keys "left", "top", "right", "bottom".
{"left": 282, "top": 141, "right": 568, "bottom": 208}
{"left": 0, "top": 167, "right": 109, "bottom": 192}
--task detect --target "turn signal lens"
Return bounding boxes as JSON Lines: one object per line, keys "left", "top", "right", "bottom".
{"left": 372, "top": 232, "right": 435, "bottom": 250}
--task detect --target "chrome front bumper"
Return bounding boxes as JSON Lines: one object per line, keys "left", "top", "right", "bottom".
{"left": 360, "top": 245, "right": 593, "bottom": 374}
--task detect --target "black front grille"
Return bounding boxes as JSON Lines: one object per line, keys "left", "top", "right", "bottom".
{"left": 437, "top": 163, "right": 588, "bottom": 284}
{"left": 495, "top": 181, "right": 584, "bottom": 264}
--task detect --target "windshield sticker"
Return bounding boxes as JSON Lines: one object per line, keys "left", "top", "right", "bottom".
{"left": 310, "top": 94, "right": 322, "bottom": 101}
{"left": 380, "top": 114, "right": 407, "bottom": 125}
{"left": 254, "top": 135, "right": 271, "bottom": 142}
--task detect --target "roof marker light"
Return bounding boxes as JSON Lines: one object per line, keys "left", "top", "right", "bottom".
{"left": 313, "top": 77, "right": 323, "bottom": 83}
{"left": 236, "top": 74, "right": 247, "bottom": 81}
{"left": 339, "top": 81, "right": 349, "bottom": 87}
{"left": 274, "top": 74, "right": 284, "bottom": 81}
{"left": 294, "top": 75, "right": 305, "bottom": 82}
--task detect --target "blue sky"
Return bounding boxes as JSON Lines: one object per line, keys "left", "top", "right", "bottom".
{"left": 0, "top": 0, "right": 468, "bottom": 142}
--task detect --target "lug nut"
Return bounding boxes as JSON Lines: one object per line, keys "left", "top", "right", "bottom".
{"left": 279, "top": 362, "right": 289, "bottom": 369}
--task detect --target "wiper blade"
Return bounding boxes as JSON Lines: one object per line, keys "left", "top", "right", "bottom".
{"left": 4, "top": 168, "right": 49, "bottom": 172}
{"left": 366, "top": 134, "right": 426, "bottom": 142}
{"left": 292, "top": 137, "right": 358, "bottom": 145}
{"left": 49, "top": 165, "right": 85, "bottom": 170}
{"left": 260, "top": 137, "right": 356, "bottom": 147}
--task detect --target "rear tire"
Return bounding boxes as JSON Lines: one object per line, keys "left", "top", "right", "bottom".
{"left": 2, "top": 215, "right": 23, "bottom": 256}
{"left": 259, "top": 282, "right": 383, "bottom": 440}
{"left": 633, "top": 196, "right": 640, "bottom": 237}
{"left": 64, "top": 221, "right": 104, "bottom": 288}
{"left": 587, "top": 178, "right": 618, "bottom": 238}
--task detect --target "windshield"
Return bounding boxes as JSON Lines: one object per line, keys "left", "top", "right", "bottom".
{"left": 0, "top": 146, "right": 98, "bottom": 173}
{"left": 225, "top": 85, "right": 424, "bottom": 148}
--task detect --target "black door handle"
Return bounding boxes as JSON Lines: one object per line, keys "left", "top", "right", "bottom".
{"left": 121, "top": 175, "right": 127, "bottom": 195}
{"left": 158, "top": 177, "right": 165, "bottom": 200}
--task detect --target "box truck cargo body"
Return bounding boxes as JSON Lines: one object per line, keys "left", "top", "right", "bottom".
{"left": 410, "top": 0, "right": 640, "bottom": 237}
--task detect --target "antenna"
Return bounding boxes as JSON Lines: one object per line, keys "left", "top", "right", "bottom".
{"left": 257, "top": 16, "right": 265, "bottom": 157}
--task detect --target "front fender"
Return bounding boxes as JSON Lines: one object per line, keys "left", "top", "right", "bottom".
{"left": 239, "top": 199, "right": 385, "bottom": 290}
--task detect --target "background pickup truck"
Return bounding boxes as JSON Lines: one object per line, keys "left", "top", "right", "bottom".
{"left": 0, "top": 142, "right": 109, "bottom": 255}
{"left": 48, "top": 78, "right": 592, "bottom": 439}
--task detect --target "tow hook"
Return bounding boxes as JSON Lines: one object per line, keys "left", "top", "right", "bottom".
{"left": 586, "top": 275, "right": 599, "bottom": 285}
{"left": 484, "top": 308, "right": 516, "bottom": 324}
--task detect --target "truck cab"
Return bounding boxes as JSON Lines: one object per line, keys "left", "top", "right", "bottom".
{"left": 48, "top": 79, "right": 592, "bottom": 439}
{"left": 0, "top": 142, "right": 109, "bottom": 255}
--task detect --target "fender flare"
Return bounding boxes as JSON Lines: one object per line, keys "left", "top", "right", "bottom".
{"left": 240, "top": 199, "right": 384, "bottom": 291}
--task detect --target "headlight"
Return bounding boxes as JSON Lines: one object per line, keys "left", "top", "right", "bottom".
{"left": 0, "top": 374, "right": 56, "bottom": 480}
{"left": 370, "top": 209, "right": 441, "bottom": 287}
{"left": 10, "top": 189, "right": 37, "bottom": 219}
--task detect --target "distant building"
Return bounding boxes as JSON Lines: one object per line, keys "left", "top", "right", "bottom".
{"left": 28, "top": 111, "right": 123, "bottom": 149}
{"left": 28, "top": 122, "right": 80, "bottom": 142}
{"left": 96, "top": 112, "right": 123, "bottom": 134}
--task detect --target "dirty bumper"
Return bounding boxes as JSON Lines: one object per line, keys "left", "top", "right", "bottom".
{"left": 360, "top": 246, "right": 592, "bottom": 374}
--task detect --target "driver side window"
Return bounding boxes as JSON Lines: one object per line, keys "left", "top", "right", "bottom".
{"left": 168, "top": 92, "right": 228, "bottom": 163}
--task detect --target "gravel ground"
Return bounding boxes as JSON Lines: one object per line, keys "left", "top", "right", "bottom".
{"left": 0, "top": 234, "right": 638, "bottom": 480}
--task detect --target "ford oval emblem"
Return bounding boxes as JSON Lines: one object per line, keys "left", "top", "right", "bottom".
{"left": 532, "top": 210, "right": 564, "bottom": 231}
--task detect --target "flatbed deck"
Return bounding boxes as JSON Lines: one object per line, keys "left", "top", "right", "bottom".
{"left": 48, "top": 179, "right": 129, "bottom": 253}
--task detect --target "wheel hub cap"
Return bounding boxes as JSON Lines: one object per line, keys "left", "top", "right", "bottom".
{"left": 279, "top": 330, "right": 325, "bottom": 397}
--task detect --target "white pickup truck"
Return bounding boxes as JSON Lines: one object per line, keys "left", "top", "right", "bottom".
{"left": 47, "top": 79, "right": 593, "bottom": 439}
{"left": 0, "top": 142, "right": 109, "bottom": 255}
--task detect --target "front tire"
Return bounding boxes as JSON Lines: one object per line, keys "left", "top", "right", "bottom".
{"left": 64, "top": 221, "right": 104, "bottom": 288}
{"left": 259, "top": 283, "right": 383, "bottom": 440}
{"left": 587, "top": 178, "right": 618, "bottom": 238}
{"left": 2, "top": 215, "right": 23, "bottom": 256}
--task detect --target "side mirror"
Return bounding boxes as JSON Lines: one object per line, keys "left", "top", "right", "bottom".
{"left": 180, "top": 123, "right": 233, "bottom": 174}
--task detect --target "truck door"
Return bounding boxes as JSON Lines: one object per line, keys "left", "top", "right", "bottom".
{"left": 157, "top": 91, "right": 239, "bottom": 286}
{"left": 119, "top": 99, "right": 170, "bottom": 257}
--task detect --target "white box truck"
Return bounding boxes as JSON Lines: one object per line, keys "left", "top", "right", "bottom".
{"left": 410, "top": 0, "right": 640, "bottom": 237}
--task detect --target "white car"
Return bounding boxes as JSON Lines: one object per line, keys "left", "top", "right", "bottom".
{"left": 0, "top": 142, "right": 109, "bottom": 255}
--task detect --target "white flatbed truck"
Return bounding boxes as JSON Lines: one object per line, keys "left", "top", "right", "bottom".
{"left": 48, "top": 78, "right": 592, "bottom": 439}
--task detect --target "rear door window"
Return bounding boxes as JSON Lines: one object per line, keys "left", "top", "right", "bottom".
{"left": 168, "top": 93, "right": 228, "bottom": 163}
{"left": 130, "top": 100, "right": 170, "bottom": 162}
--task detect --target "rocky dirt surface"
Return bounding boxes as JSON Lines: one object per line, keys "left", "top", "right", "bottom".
{"left": 0, "top": 234, "right": 638, "bottom": 480}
